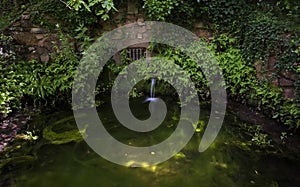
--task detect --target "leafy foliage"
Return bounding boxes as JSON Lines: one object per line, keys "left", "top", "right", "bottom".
{"left": 1, "top": 0, "right": 299, "bottom": 130}
{"left": 213, "top": 36, "right": 299, "bottom": 129}
{"left": 0, "top": 34, "right": 19, "bottom": 117}
{"left": 0, "top": 29, "right": 79, "bottom": 117}
{"left": 241, "top": 11, "right": 281, "bottom": 63}
{"left": 142, "top": 0, "right": 179, "bottom": 21}
{"left": 67, "top": 0, "right": 116, "bottom": 20}
{"left": 203, "top": 0, "right": 249, "bottom": 32}
{"left": 104, "top": 37, "right": 299, "bottom": 129}
{"left": 197, "top": 0, "right": 299, "bottom": 81}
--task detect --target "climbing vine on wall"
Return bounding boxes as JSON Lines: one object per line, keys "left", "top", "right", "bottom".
{"left": 142, "top": 0, "right": 179, "bottom": 21}
{"left": 66, "top": 0, "right": 117, "bottom": 20}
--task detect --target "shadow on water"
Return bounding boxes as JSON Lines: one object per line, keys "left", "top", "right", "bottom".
{"left": 0, "top": 97, "right": 300, "bottom": 187}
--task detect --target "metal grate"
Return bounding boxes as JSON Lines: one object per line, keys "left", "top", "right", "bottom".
{"left": 126, "top": 48, "right": 146, "bottom": 60}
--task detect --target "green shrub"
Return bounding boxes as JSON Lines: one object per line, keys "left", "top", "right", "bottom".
{"left": 215, "top": 43, "right": 300, "bottom": 129}
{"left": 0, "top": 29, "right": 79, "bottom": 117}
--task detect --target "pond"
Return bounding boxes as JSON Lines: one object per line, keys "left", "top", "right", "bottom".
{"left": 0, "top": 97, "right": 299, "bottom": 187}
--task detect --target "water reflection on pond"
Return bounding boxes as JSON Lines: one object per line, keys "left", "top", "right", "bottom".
{"left": 1, "top": 97, "right": 299, "bottom": 187}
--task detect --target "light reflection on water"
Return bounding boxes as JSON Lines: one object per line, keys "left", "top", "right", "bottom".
{"left": 1, "top": 97, "right": 300, "bottom": 187}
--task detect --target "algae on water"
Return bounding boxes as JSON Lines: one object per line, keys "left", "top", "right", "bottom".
{"left": 42, "top": 120, "right": 87, "bottom": 144}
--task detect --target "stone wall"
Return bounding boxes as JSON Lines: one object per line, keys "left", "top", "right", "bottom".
{"left": 4, "top": 1, "right": 212, "bottom": 62}
{"left": 5, "top": 11, "right": 59, "bottom": 63}
{"left": 255, "top": 57, "right": 297, "bottom": 99}
{"left": 2, "top": 2, "right": 296, "bottom": 99}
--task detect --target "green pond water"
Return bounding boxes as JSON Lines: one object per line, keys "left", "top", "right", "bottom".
{"left": 1, "top": 97, "right": 300, "bottom": 187}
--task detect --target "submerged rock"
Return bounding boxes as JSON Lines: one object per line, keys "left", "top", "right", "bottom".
{"left": 0, "top": 155, "right": 37, "bottom": 174}
{"left": 42, "top": 121, "right": 86, "bottom": 144}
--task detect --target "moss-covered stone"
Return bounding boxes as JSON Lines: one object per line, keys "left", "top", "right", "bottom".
{"left": 42, "top": 119, "right": 86, "bottom": 144}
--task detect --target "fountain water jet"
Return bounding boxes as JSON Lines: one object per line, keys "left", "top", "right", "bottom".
{"left": 144, "top": 78, "right": 158, "bottom": 102}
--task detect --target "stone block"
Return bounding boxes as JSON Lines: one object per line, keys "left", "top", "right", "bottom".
{"left": 26, "top": 52, "right": 39, "bottom": 61}
{"left": 28, "top": 47, "right": 35, "bottom": 52}
{"left": 21, "top": 13, "right": 30, "bottom": 20}
{"left": 195, "top": 29, "right": 211, "bottom": 39}
{"left": 8, "top": 27, "right": 23, "bottom": 32}
{"left": 126, "top": 14, "right": 136, "bottom": 22}
{"left": 129, "top": 42, "right": 149, "bottom": 48}
{"left": 255, "top": 61, "right": 263, "bottom": 72}
{"left": 12, "top": 32, "right": 38, "bottom": 46}
{"left": 35, "top": 34, "right": 46, "bottom": 40}
{"left": 279, "top": 77, "right": 294, "bottom": 87}
{"left": 12, "top": 21, "right": 21, "bottom": 27}
{"left": 194, "top": 22, "right": 204, "bottom": 29}
{"left": 125, "top": 20, "right": 135, "bottom": 24}
{"left": 102, "top": 24, "right": 115, "bottom": 32}
{"left": 36, "top": 47, "right": 48, "bottom": 55}
{"left": 20, "top": 20, "right": 32, "bottom": 28}
{"left": 138, "top": 26, "right": 147, "bottom": 33}
{"left": 38, "top": 34, "right": 57, "bottom": 51}
{"left": 30, "top": 28, "right": 47, "bottom": 34}
{"left": 271, "top": 78, "right": 279, "bottom": 86}
{"left": 137, "top": 33, "right": 143, "bottom": 39}
{"left": 40, "top": 53, "right": 50, "bottom": 62}
{"left": 38, "top": 37, "right": 48, "bottom": 47}
{"left": 114, "top": 12, "right": 124, "bottom": 22}
{"left": 281, "top": 69, "right": 297, "bottom": 81}
{"left": 137, "top": 18, "right": 145, "bottom": 26}
{"left": 283, "top": 88, "right": 295, "bottom": 99}
{"left": 127, "top": 2, "right": 138, "bottom": 14}
{"left": 267, "top": 56, "right": 276, "bottom": 71}
{"left": 111, "top": 31, "right": 125, "bottom": 40}
{"left": 113, "top": 52, "right": 121, "bottom": 64}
